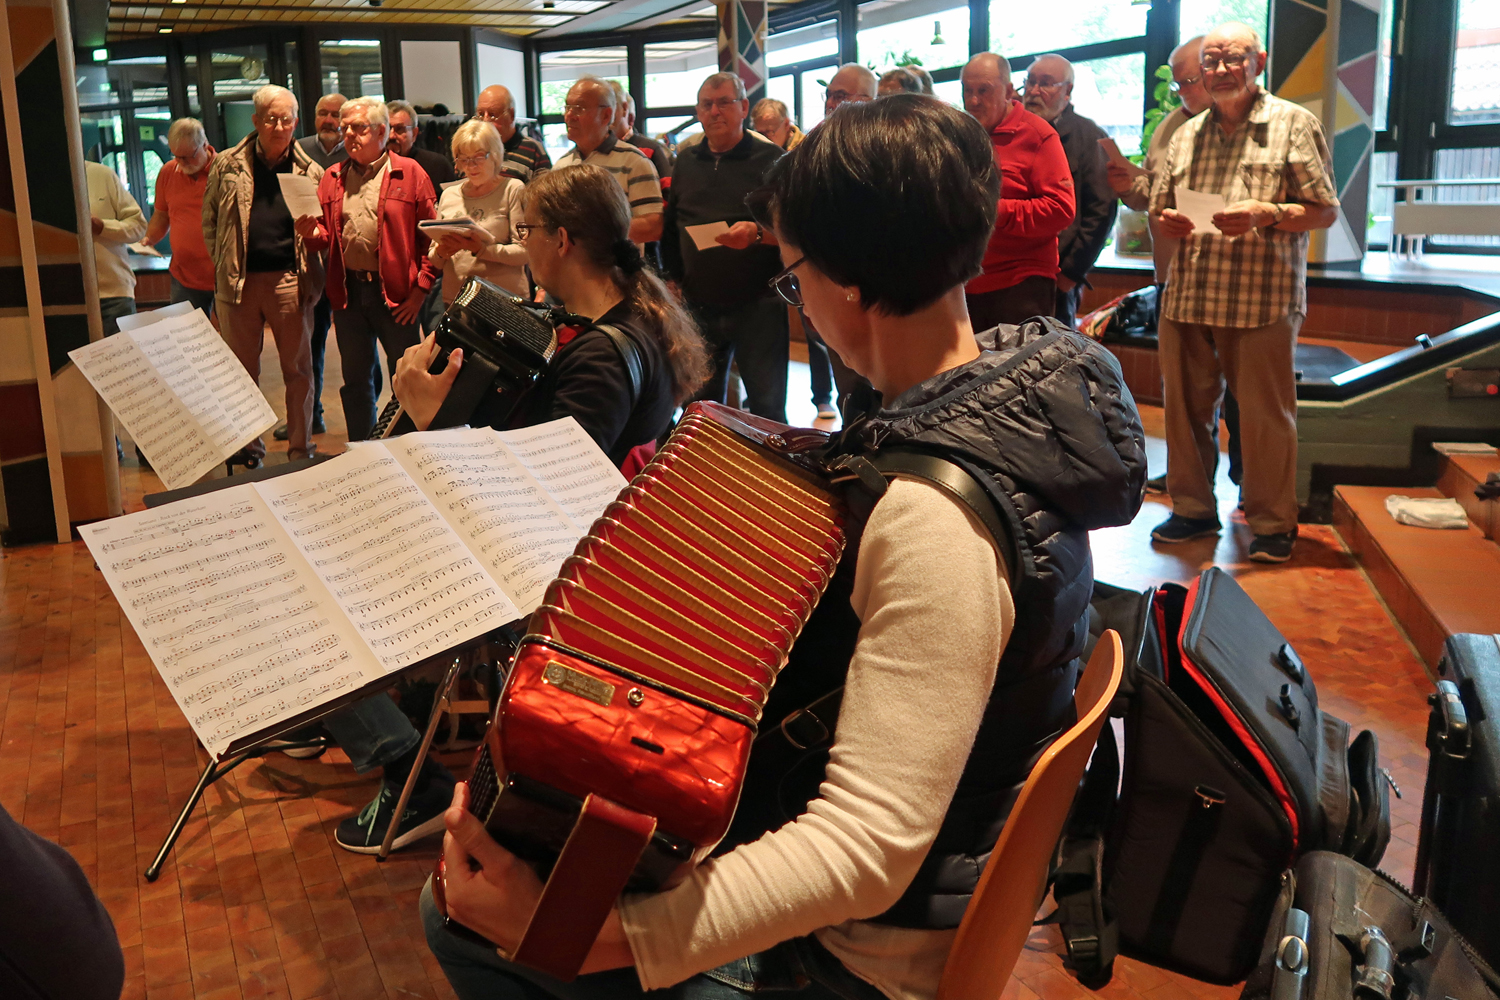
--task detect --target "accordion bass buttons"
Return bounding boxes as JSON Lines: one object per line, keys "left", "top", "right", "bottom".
{"left": 627, "top": 688, "right": 645, "bottom": 707}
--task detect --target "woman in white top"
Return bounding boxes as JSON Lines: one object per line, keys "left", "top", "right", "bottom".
{"left": 430, "top": 119, "right": 528, "bottom": 301}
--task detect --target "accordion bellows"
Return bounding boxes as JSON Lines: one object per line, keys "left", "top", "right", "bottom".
{"left": 440, "top": 403, "right": 847, "bottom": 979}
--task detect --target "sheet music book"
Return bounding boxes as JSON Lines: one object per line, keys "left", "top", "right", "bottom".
{"left": 68, "top": 307, "right": 278, "bottom": 490}
{"left": 80, "top": 419, "right": 628, "bottom": 757}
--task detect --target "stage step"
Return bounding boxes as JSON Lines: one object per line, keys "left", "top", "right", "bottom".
{"left": 1436, "top": 452, "right": 1500, "bottom": 538}
{"left": 1333, "top": 483, "right": 1500, "bottom": 672}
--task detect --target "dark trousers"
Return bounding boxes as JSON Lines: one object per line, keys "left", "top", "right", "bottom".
{"left": 335, "top": 278, "right": 422, "bottom": 442}
{"left": 99, "top": 296, "right": 136, "bottom": 336}
{"left": 965, "top": 275, "right": 1057, "bottom": 332}
{"left": 805, "top": 322, "right": 835, "bottom": 406}
{"left": 691, "top": 296, "right": 789, "bottom": 424}
{"left": 1053, "top": 280, "right": 1086, "bottom": 329}
{"left": 311, "top": 292, "right": 331, "bottom": 424}
{"left": 169, "top": 277, "right": 215, "bottom": 318}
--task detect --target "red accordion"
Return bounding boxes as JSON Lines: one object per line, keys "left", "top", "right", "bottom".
{"left": 434, "top": 403, "right": 846, "bottom": 980}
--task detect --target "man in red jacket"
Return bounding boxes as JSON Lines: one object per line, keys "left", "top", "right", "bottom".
{"left": 960, "top": 52, "right": 1076, "bottom": 331}
{"left": 297, "top": 97, "right": 438, "bottom": 441}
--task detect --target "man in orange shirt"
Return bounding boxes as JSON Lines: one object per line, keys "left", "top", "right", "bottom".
{"left": 142, "top": 118, "right": 217, "bottom": 317}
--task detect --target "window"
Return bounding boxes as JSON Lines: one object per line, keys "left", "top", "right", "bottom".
{"left": 1450, "top": 0, "right": 1500, "bottom": 125}
{"left": 767, "top": 27, "right": 837, "bottom": 69}
{"left": 1374, "top": 0, "right": 1396, "bottom": 133}
{"left": 539, "top": 47, "right": 627, "bottom": 116}
{"left": 318, "top": 40, "right": 382, "bottom": 101}
{"left": 645, "top": 39, "right": 718, "bottom": 110}
{"left": 858, "top": 2, "right": 971, "bottom": 74}
{"left": 801, "top": 71, "right": 830, "bottom": 132}
{"left": 1367, "top": 150, "right": 1397, "bottom": 247}
{"left": 933, "top": 77, "right": 962, "bottom": 106}
{"left": 767, "top": 73, "right": 797, "bottom": 115}
{"left": 1427, "top": 147, "right": 1500, "bottom": 247}
{"left": 542, "top": 122, "right": 572, "bottom": 164}
{"left": 1178, "top": 0, "right": 1270, "bottom": 44}
{"left": 75, "top": 56, "right": 172, "bottom": 216}
{"left": 211, "top": 45, "right": 270, "bottom": 145}
{"left": 1072, "top": 52, "right": 1147, "bottom": 154}
{"left": 990, "top": 0, "right": 1147, "bottom": 59}
{"left": 644, "top": 116, "right": 699, "bottom": 144}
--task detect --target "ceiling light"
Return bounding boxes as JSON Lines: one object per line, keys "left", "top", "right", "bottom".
{"left": 92, "top": 47, "right": 109, "bottom": 61}
{"left": 159, "top": 26, "right": 172, "bottom": 32}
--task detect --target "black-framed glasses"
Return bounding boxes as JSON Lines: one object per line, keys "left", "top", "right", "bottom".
{"left": 1201, "top": 53, "right": 1250, "bottom": 72}
{"left": 768, "top": 256, "right": 805, "bottom": 306}
{"left": 513, "top": 222, "right": 547, "bottom": 241}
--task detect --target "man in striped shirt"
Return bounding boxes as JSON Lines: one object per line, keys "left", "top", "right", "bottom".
{"left": 474, "top": 85, "right": 551, "bottom": 185}
{"left": 1148, "top": 22, "right": 1339, "bottom": 563}
{"left": 555, "top": 76, "right": 664, "bottom": 245}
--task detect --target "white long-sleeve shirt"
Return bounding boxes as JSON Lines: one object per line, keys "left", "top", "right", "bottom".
{"left": 620, "top": 476, "right": 1014, "bottom": 999}
{"left": 85, "top": 161, "right": 146, "bottom": 300}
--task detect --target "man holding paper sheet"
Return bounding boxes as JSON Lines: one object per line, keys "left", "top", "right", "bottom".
{"left": 202, "top": 84, "right": 325, "bottom": 463}
{"left": 662, "top": 72, "right": 788, "bottom": 423}
{"left": 1147, "top": 22, "right": 1339, "bottom": 563}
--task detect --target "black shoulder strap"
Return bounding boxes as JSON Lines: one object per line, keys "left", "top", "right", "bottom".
{"left": 594, "top": 323, "right": 643, "bottom": 407}
{"left": 868, "top": 448, "right": 1017, "bottom": 584}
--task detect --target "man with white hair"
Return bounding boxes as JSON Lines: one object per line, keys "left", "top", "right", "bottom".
{"left": 555, "top": 76, "right": 663, "bottom": 244}
{"left": 142, "top": 118, "right": 216, "bottom": 316}
{"left": 824, "top": 63, "right": 877, "bottom": 116}
{"left": 608, "top": 81, "right": 671, "bottom": 178}
{"left": 1022, "top": 53, "right": 1117, "bottom": 328}
{"left": 473, "top": 84, "right": 551, "bottom": 184}
{"left": 297, "top": 92, "right": 348, "bottom": 169}
{"left": 298, "top": 97, "right": 439, "bottom": 441}
{"left": 203, "top": 84, "right": 324, "bottom": 462}
{"left": 1148, "top": 22, "right": 1339, "bottom": 562}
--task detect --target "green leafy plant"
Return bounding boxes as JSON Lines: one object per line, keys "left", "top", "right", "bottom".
{"left": 1135, "top": 63, "right": 1182, "bottom": 164}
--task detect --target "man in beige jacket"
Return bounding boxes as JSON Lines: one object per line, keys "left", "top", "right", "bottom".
{"left": 202, "top": 84, "right": 325, "bottom": 462}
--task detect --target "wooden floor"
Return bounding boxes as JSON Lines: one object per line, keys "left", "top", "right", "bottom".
{"left": 1, "top": 346, "right": 1436, "bottom": 1000}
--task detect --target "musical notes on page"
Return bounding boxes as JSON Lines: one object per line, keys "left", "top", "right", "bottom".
{"left": 162, "top": 311, "right": 276, "bottom": 453}
{"left": 494, "top": 418, "right": 629, "bottom": 532}
{"left": 80, "top": 487, "right": 377, "bottom": 758}
{"left": 256, "top": 449, "right": 518, "bottom": 671}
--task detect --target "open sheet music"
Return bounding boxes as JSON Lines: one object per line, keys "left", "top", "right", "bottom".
{"left": 80, "top": 419, "right": 628, "bottom": 757}
{"left": 68, "top": 306, "right": 278, "bottom": 490}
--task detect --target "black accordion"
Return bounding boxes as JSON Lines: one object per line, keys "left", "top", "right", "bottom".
{"left": 372, "top": 277, "right": 559, "bottom": 437}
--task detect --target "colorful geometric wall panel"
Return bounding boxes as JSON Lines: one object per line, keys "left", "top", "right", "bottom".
{"left": 718, "top": 0, "right": 768, "bottom": 104}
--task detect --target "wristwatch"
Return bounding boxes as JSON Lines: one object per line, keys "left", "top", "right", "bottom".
{"left": 753, "top": 224, "right": 764, "bottom": 244}
{"left": 1266, "top": 204, "right": 1286, "bottom": 228}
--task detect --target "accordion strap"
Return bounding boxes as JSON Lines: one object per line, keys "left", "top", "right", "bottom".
{"left": 595, "top": 324, "right": 643, "bottom": 406}
{"left": 510, "top": 793, "right": 657, "bottom": 982}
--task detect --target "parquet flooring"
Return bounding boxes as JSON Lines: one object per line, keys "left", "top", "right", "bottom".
{"left": 1, "top": 378, "right": 1437, "bottom": 1000}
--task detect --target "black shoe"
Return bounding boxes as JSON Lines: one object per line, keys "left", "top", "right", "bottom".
{"left": 1150, "top": 514, "right": 1221, "bottom": 544}
{"left": 134, "top": 446, "right": 153, "bottom": 471}
{"left": 273, "top": 422, "right": 290, "bottom": 441}
{"left": 1248, "top": 531, "right": 1296, "bottom": 563}
{"left": 1145, "top": 474, "right": 1167, "bottom": 493}
{"left": 312, "top": 415, "right": 326, "bottom": 434}
{"left": 335, "top": 767, "right": 455, "bottom": 854}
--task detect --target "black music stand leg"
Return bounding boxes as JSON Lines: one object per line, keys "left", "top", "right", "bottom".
{"left": 377, "top": 656, "right": 465, "bottom": 862}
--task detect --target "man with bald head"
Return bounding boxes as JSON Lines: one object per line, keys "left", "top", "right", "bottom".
{"left": 555, "top": 76, "right": 663, "bottom": 244}
{"left": 297, "top": 93, "right": 348, "bottom": 169}
{"left": 1147, "top": 22, "right": 1338, "bottom": 563}
{"left": 1022, "top": 53, "right": 1117, "bottom": 328}
{"left": 823, "top": 63, "right": 877, "bottom": 117}
{"left": 474, "top": 84, "right": 551, "bottom": 184}
{"left": 960, "top": 52, "right": 1075, "bottom": 330}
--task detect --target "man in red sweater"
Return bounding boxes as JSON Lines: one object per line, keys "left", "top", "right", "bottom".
{"left": 960, "top": 53, "right": 1076, "bottom": 331}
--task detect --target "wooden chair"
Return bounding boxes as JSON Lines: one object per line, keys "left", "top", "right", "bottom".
{"left": 937, "top": 629, "right": 1125, "bottom": 999}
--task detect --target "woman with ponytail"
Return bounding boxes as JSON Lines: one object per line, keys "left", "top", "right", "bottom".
{"left": 393, "top": 163, "right": 709, "bottom": 464}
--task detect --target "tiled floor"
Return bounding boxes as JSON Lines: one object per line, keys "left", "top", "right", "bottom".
{"left": 2, "top": 347, "right": 1438, "bottom": 999}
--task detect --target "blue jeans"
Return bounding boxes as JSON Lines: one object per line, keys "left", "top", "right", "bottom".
{"left": 690, "top": 297, "right": 789, "bottom": 424}
{"left": 169, "top": 276, "right": 216, "bottom": 318}
{"left": 321, "top": 693, "right": 421, "bottom": 774}
{"left": 335, "top": 278, "right": 421, "bottom": 441}
{"left": 419, "top": 880, "right": 889, "bottom": 1000}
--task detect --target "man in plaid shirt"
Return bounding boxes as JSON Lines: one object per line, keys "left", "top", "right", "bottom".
{"left": 1148, "top": 22, "right": 1339, "bottom": 563}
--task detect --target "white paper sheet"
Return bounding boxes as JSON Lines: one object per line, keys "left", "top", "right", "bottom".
{"left": 80, "top": 488, "right": 374, "bottom": 758}
{"left": 685, "top": 221, "right": 731, "bottom": 251}
{"left": 116, "top": 299, "right": 196, "bottom": 333}
{"left": 420, "top": 217, "right": 491, "bottom": 242}
{"left": 161, "top": 311, "right": 277, "bottom": 453}
{"left": 494, "top": 418, "right": 629, "bottom": 533}
{"left": 1097, "top": 137, "right": 1146, "bottom": 178}
{"left": 277, "top": 173, "right": 323, "bottom": 221}
{"left": 69, "top": 333, "right": 223, "bottom": 490}
{"left": 257, "top": 449, "right": 518, "bottom": 671}
{"left": 1176, "top": 187, "right": 1228, "bottom": 236}
{"left": 127, "top": 241, "right": 165, "bottom": 257}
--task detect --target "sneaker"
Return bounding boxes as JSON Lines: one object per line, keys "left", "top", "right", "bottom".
{"left": 273, "top": 422, "right": 290, "bottom": 441}
{"left": 815, "top": 401, "right": 838, "bottom": 421}
{"left": 335, "top": 770, "right": 455, "bottom": 854}
{"left": 1150, "top": 514, "right": 1221, "bottom": 544}
{"left": 1145, "top": 473, "right": 1167, "bottom": 493}
{"left": 1248, "top": 531, "right": 1296, "bottom": 563}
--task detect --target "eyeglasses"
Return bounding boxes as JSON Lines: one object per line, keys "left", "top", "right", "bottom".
{"left": 1023, "top": 78, "right": 1067, "bottom": 92}
{"left": 454, "top": 152, "right": 491, "bottom": 168}
{"left": 1200, "top": 53, "right": 1251, "bottom": 72}
{"left": 389, "top": 123, "right": 413, "bottom": 134}
{"left": 338, "top": 122, "right": 373, "bottom": 135}
{"left": 259, "top": 115, "right": 295, "bottom": 128}
{"left": 563, "top": 102, "right": 599, "bottom": 117}
{"left": 1168, "top": 75, "right": 1203, "bottom": 93}
{"left": 513, "top": 223, "right": 548, "bottom": 241}
{"left": 472, "top": 111, "right": 506, "bottom": 123}
{"left": 824, "top": 90, "right": 873, "bottom": 106}
{"left": 768, "top": 256, "right": 805, "bottom": 307}
{"left": 697, "top": 97, "right": 742, "bottom": 112}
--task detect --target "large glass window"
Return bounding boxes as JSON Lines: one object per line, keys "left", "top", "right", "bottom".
{"left": 1178, "top": 0, "right": 1270, "bottom": 43}
{"left": 1072, "top": 52, "right": 1147, "bottom": 153}
{"left": 645, "top": 39, "right": 717, "bottom": 110}
{"left": 76, "top": 56, "right": 173, "bottom": 216}
{"left": 1366, "top": 150, "right": 1397, "bottom": 248}
{"left": 539, "top": 47, "right": 627, "bottom": 116}
{"left": 990, "top": 0, "right": 1147, "bottom": 59}
{"left": 1450, "top": 0, "right": 1500, "bottom": 125}
{"left": 859, "top": 2, "right": 971, "bottom": 74}
{"left": 767, "top": 73, "right": 797, "bottom": 116}
{"left": 185, "top": 52, "right": 200, "bottom": 116}
{"left": 1427, "top": 147, "right": 1500, "bottom": 248}
{"left": 211, "top": 45, "right": 270, "bottom": 145}
{"left": 767, "top": 28, "right": 838, "bottom": 69}
{"left": 801, "top": 71, "right": 829, "bottom": 132}
{"left": 319, "top": 39, "right": 383, "bottom": 101}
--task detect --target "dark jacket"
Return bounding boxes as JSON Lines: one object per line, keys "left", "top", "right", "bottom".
{"left": 1053, "top": 105, "right": 1119, "bottom": 284}
{"left": 497, "top": 301, "right": 677, "bottom": 465}
{"left": 407, "top": 145, "right": 456, "bottom": 188}
{"left": 624, "top": 130, "right": 672, "bottom": 180}
{"left": 661, "top": 130, "right": 783, "bottom": 308}
{"left": 737, "top": 318, "right": 1146, "bottom": 927}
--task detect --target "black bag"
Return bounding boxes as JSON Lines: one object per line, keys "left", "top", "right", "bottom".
{"left": 1414, "top": 633, "right": 1500, "bottom": 972}
{"left": 1239, "top": 852, "right": 1500, "bottom": 1000}
{"left": 1054, "top": 569, "right": 1392, "bottom": 985}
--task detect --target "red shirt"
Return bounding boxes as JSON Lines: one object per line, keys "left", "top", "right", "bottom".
{"left": 151, "top": 148, "right": 216, "bottom": 292}
{"left": 307, "top": 153, "right": 438, "bottom": 311}
{"left": 966, "top": 102, "right": 1076, "bottom": 295}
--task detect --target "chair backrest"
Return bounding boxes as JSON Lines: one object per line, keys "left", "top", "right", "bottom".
{"left": 936, "top": 629, "right": 1125, "bottom": 1000}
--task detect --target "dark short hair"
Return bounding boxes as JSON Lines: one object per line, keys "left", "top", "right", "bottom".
{"left": 752, "top": 95, "right": 997, "bottom": 317}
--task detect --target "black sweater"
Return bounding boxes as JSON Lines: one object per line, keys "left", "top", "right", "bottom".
{"left": 1052, "top": 105, "right": 1119, "bottom": 284}
{"left": 661, "top": 131, "right": 783, "bottom": 308}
